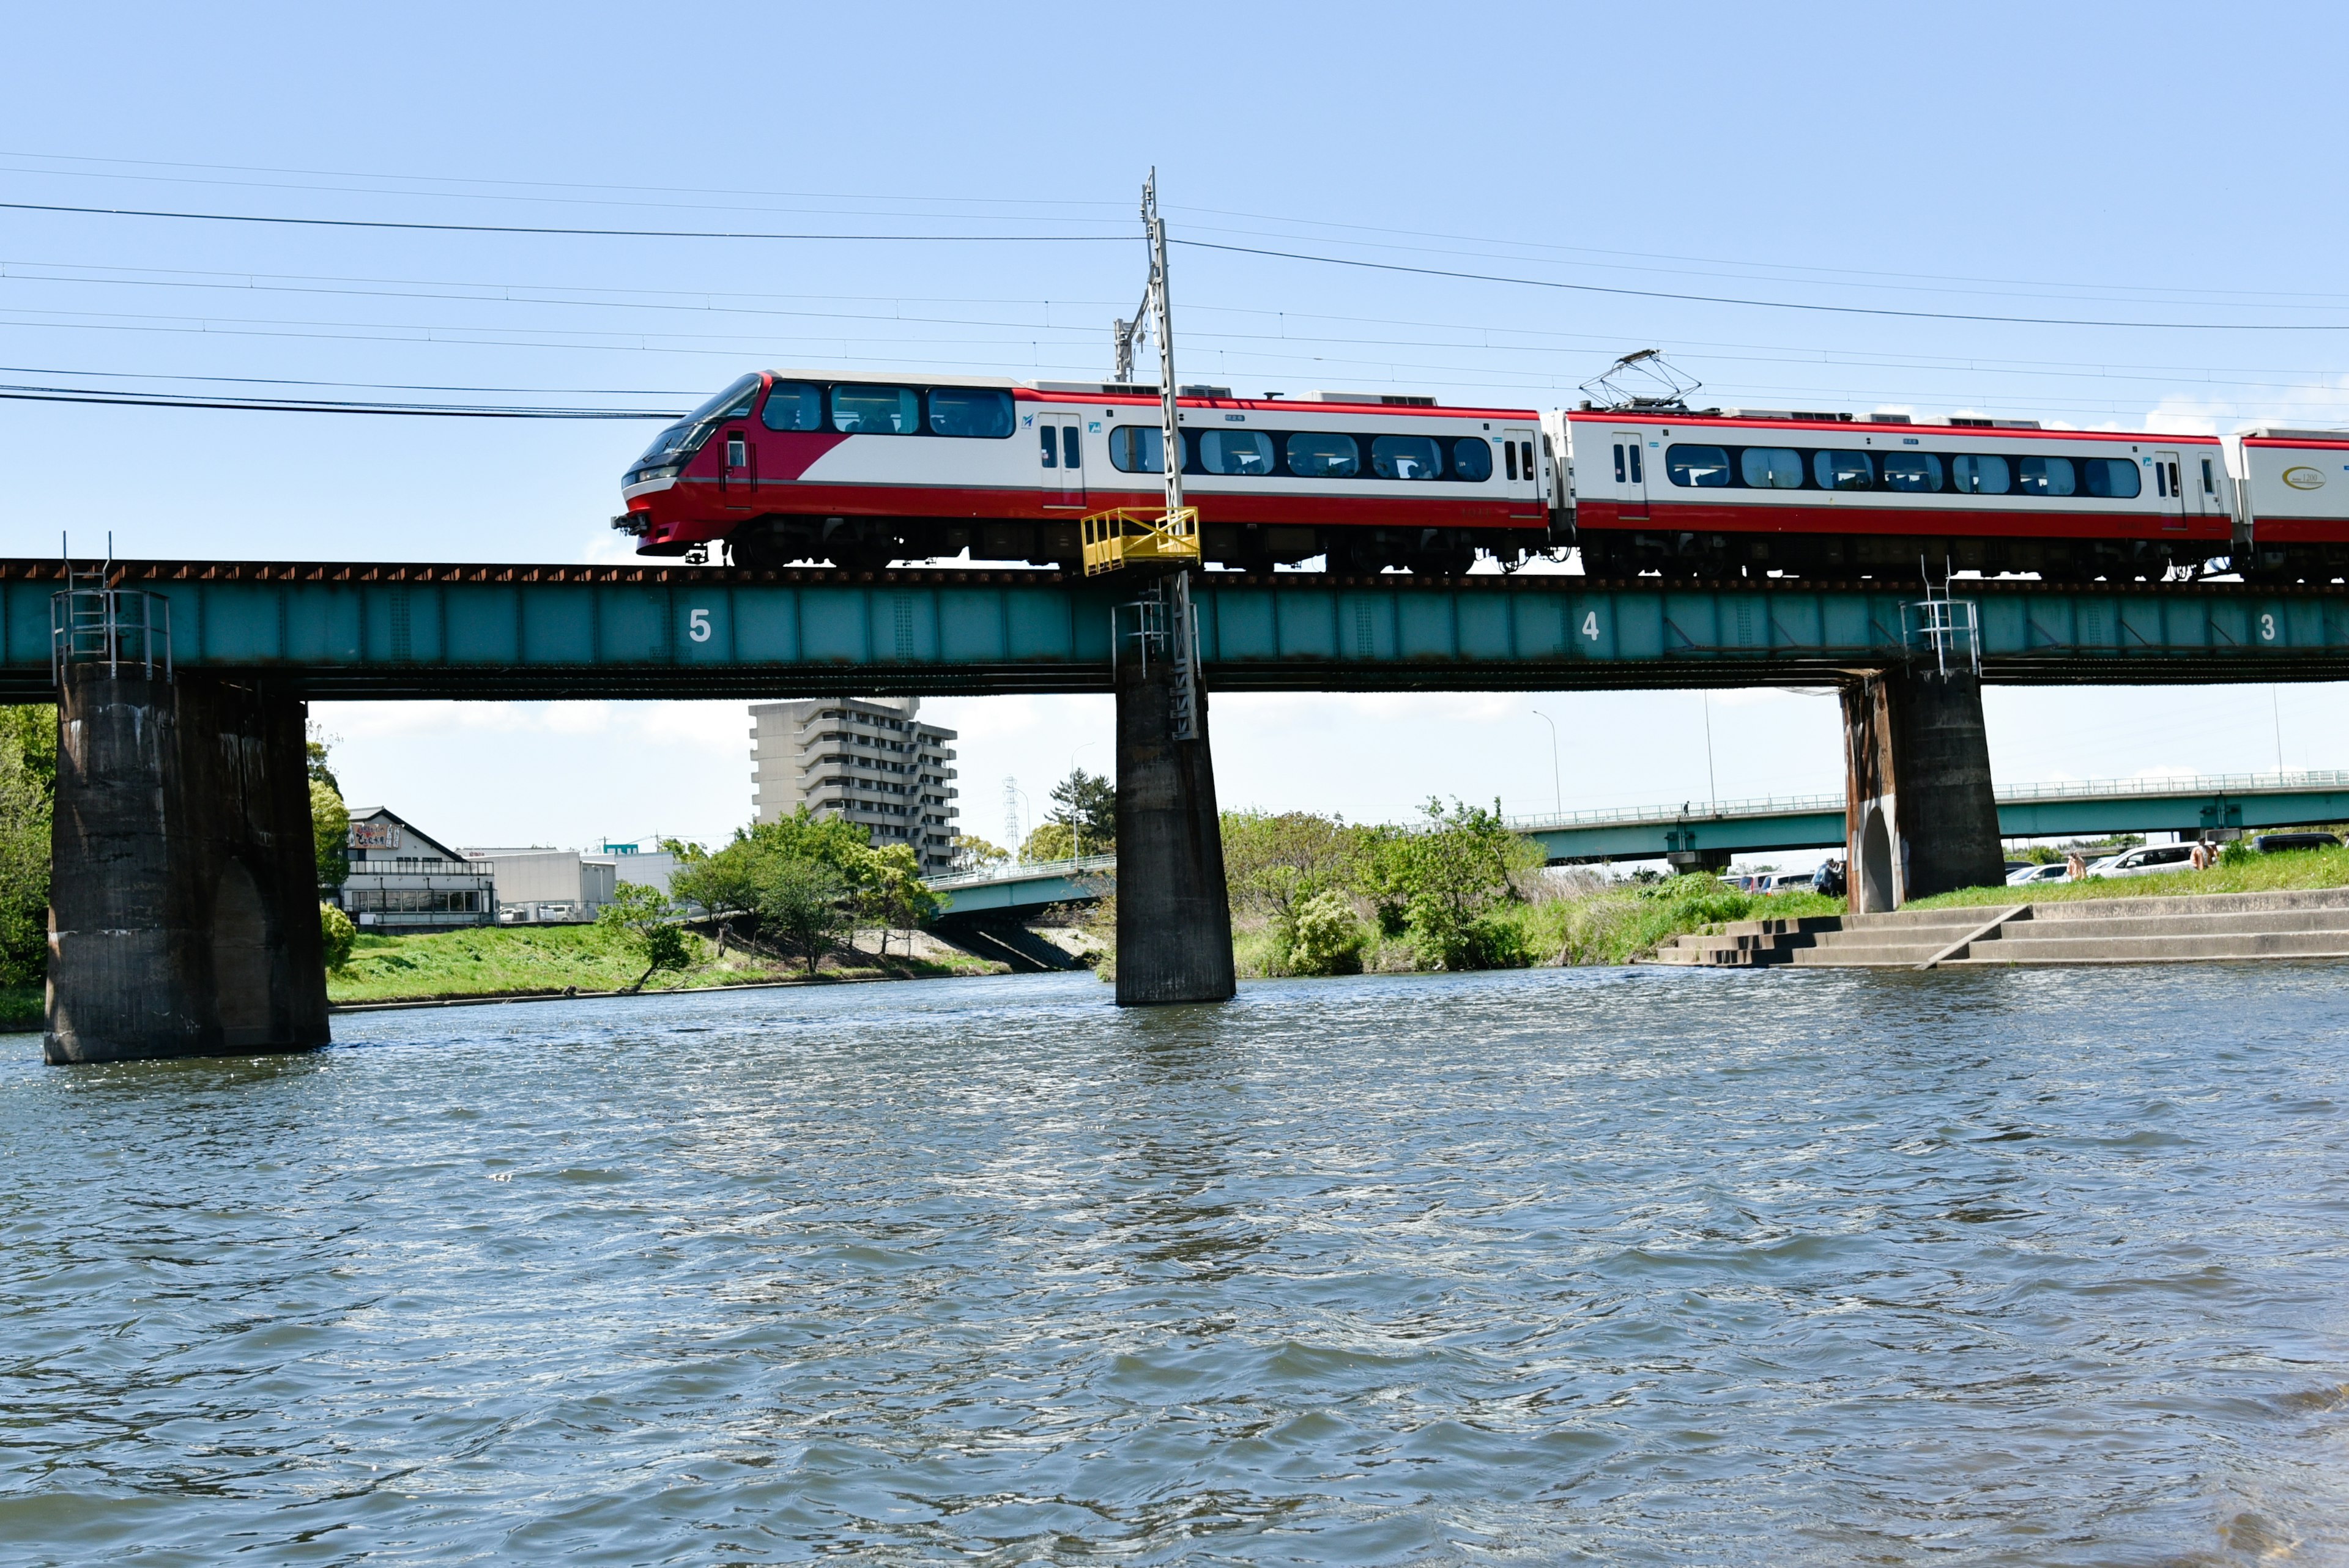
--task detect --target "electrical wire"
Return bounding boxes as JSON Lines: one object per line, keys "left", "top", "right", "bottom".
{"left": 0, "top": 381, "right": 680, "bottom": 416}
{"left": 0, "top": 200, "right": 1130, "bottom": 243}
{"left": 1173, "top": 240, "right": 2349, "bottom": 333}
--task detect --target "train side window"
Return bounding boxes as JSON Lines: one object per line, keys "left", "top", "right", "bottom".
{"left": 832, "top": 385, "right": 919, "bottom": 434}
{"left": 1038, "top": 426, "right": 1058, "bottom": 468}
{"left": 1881, "top": 452, "right": 1945, "bottom": 493}
{"left": 1373, "top": 435, "right": 1443, "bottom": 480}
{"left": 1612, "top": 443, "right": 1626, "bottom": 483}
{"left": 928, "top": 387, "right": 1015, "bottom": 438}
{"left": 1813, "top": 449, "right": 1873, "bottom": 490}
{"left": 760, "top": 380, "right": 823, "bottom": 432}
{"left": 2154, "top": 461, "right": 2168, "bottom": 497}
{"left": 1628, "top": 443, "right": 1643, "bottom": 483}
{"left": 2202, "top": 457, "right": 2217, "bottom": 494}
{"left": 2018, "top": 454, "right": 2076, "bottom": 495}
{"left": 1666, "top": 444, "right": 1732, "bottom": 487}
{"left": 1452, "top": 437, "right": 1493, "bottom": 482}
{"left": 2084, "top": 457, "right": 2142, "bottom": 498}
{"left": 1108, "top": 426, "right": 1164, "bottom": 473}
{"left": 1951, "top": 454, "right": 2011, "bottom": 494}
{"left": 1740, "top": 447, "right": 1804, "bottom": 489}
{"left": 1519, "top": 440, "right": 1535, "bottom": 481}
{"left": 1196, "top": 430, "right": 1274, "bottom": 475}
{"left": 1063, "top": 426, "right": 1082, "bottom": 468}
{"left": 1504, "top": 441, "right": 1518, "bottom": 481}
{"left": 1287, "top": 432, "right": 1360, "bottom": 478}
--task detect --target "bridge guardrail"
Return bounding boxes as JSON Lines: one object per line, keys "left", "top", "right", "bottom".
{"left": 928, "top": 853, "right": 1118, "bottom": 890}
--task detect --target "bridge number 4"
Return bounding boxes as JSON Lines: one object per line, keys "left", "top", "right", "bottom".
{"left": 2260, "top": 613, "right": 2276, "bottom": 642}
{"left": 1581, "top": 612, "right": 1600, "bottom": 641}
{"left": 689, "top": 607, "right": 713, "bottom": 643}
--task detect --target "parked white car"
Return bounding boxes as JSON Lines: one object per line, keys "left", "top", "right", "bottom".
{"left": 2085, "top": 843, "right": 2202, "bottom": 879}
{"left": 2006, "top": 862, "right": 2073, "bottom": 886}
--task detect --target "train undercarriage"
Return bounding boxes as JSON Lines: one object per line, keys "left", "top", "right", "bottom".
{"left": 684, "top": 514, "right": 1534, "bottom": 576}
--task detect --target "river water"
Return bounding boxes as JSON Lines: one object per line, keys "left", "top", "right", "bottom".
{"left": 3, "top": 965, "right": 2347, "bottom": 1566}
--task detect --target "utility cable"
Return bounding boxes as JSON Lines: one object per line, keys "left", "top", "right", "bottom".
{"left": 0, "top": 200, "right": 1130, "bottom": 243}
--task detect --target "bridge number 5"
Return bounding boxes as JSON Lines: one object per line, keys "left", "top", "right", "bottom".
{"left": 1581, "top": 612, "right": 1601, "bottom": 641}
{"left": 688, "top": 607, "right": 713, "bottom": 643}
{"left": 2260, "top": 613, "right": 2277, "bottom": 642}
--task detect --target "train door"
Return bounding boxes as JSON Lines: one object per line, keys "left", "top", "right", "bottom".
{"left": 2153, "top": 448, "right": 2187, "bottom": 529}
{"left": 1502, "top": 426, "right": 1543, "bottom": 518}
{"left": 1037, "top": 412, "right": 1085, "bottom": 509}
{"left": 721, "top": 424, "right": 755, "bottom": 508}
{"left": 1612, "top": 429, "right": 1649, "bottom": 520}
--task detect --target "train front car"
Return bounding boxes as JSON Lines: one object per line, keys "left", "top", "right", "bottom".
{"left": 614, "top": 371, "right": 1558, "bottom": 572}
{"left": 1564, "top": 409, "right": 2232, "bottom": 581}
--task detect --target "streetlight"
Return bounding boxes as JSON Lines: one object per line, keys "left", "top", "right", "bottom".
{"left": 1531, "top": 708, "right": 1561, "bottom": 818}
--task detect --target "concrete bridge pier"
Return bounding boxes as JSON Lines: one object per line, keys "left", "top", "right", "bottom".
{"left": 1113, "top": 586, "right": 1236, "bottom": 1007}
{"left": 1841, "top": 665, "right": 2005, "bottom": 912}
{"left": 46, "top": 668, "right": 330, "bottom": 1064}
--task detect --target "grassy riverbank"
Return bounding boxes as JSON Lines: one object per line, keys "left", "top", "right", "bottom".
{"left": 1904, "top": 845, "right": 2349, "bottom": 911}
{"left": 328, "top": 922, "right": 995, "bottom": 1007}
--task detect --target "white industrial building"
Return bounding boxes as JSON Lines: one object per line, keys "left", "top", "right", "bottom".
{"left": 339, "top": 808, "right": 498, "bottom": 932}
{"left": 749, "top": 697, "right": 960, "bottom": 876}
{"left": 462, "top": 847, "right": 619, "bottom": 925}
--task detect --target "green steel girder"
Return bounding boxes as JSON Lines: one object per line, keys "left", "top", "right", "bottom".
{"left": 9, "top": 559, "right": 2349, "bottom": 700}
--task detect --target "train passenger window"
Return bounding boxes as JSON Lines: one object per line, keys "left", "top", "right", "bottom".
{"left": 2018, "top": 455, "right": 2076, "bottom": 495}
{"left": 2202, "top": 457, "right": 2217, "bottom": 494}
{"left": 1288, "top": 432, "right": 1360, "bottom": 478}
{"left": 1109, "top": 426, "right": 1163, "bottom": 473}
{"left": 2084, "top": 457, "right": 2142, "bottom": 498}
{"left": 928, "top": 387, "right": 1015, "bottom": 438}
{"left": 1504, "top": 442, "right": 1518, "bottom": 481}
{"left": 1038, "top": 426, "right": 1057, "bottom": 468}
{"left": 2154, "top": 461, "right": 2167, "bottom": 497}
{"left": 760, "top": 380, "right": 823, "bottom": 432}
{"left": 1881, "top": 452, "right": 1945, "bottom": 493}
{"left": 1666, "top": 445, "right": 1732, "bottom": 487}
{"left": 1197, "top": 430, "right": 1275, "bottom": 475}
{"left": 1951, "top": 454, "right": 2011, "bottom": 494}
{"left": 1629, "top": 444, "right": 1643, "bottom": 483}
{"left": 1612, "top": 443, "right": 1626, "bottom": 483}
{"left": 832, "top": 385, "right": 919, "bottom": 434}
{"left": 1519, "top": 440, "right": 1535, "bottom": 481}
{"left": 1740, "top": 448, "right": 1804, "bottom": 489}
{"left": 1064, "top": 426, "right": 1081, "bottom": 468}
{"left": 1372, "top": 435, "right": 1444, "bottom": 480}
{"left": 1452, "top": 437, "right": 1493, "bottom": 481}
{"left": 1813, "top": 450, "right": 1872, "bottom": 490}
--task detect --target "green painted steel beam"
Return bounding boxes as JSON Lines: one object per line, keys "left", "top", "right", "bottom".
{"left": 12, "top": 560, "right": 2349, "bottom": 700}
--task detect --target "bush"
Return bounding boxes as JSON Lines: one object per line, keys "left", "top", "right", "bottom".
{"left": 1289, "top": 890, "right": 1366, "bottom": 975}
{"left": 2220, "top": 837, "right": 2254, "bottom": 868}
{"left": 319, "top": 903, "right": 357, "bottom": 971}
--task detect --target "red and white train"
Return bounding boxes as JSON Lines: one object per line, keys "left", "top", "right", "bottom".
{"left": 613, "top": 368, "right": 2349, "bottom": 581}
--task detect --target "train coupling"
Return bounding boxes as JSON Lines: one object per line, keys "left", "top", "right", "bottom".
{"left": 610, "top": 512, "right": 650, "bottom": 538}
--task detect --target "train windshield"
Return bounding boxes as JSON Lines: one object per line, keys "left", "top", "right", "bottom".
{"left": 636, "top": 374, "right": 762, "bottom": 465}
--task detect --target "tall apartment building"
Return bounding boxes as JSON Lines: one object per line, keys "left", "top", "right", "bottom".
{"left": 749, "top": 697, "right": 960, "bottom": 876}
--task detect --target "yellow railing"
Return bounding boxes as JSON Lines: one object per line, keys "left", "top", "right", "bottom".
{"left": 1080, "top": 506, "right": 1200, "bottom": 577}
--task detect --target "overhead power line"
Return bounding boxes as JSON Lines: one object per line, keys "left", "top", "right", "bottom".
{"left": 1173, "top": 240, "right": 2349, "bottom": 333}
{"left": 0, "top": 201, "right": 1130, "bottom": 243}
{"left": 0, "top": 381, "right": 681, "bottom": 417}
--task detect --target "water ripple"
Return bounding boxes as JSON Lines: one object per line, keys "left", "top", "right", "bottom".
{"left": 3, "top": 964, "right": 2348, "bottom": 1563}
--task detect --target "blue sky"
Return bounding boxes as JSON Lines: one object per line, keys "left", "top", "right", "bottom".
{"left": 5, "top": 2, "right": 2347, "bottom": 855}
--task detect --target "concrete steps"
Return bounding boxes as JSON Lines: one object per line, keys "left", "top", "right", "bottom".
{"left": 1645, "top": 886, "right": 2349, "bottom": 969}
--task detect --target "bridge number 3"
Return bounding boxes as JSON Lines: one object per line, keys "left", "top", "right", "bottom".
{"left": 1581, "top": 612, "right": 1600, "bottom": 641}
{"left": 689, "top": 607, "right": 713, "bottom": 643}
{"left": 2260, "top": 613, "right": 2277, "bottom": 642}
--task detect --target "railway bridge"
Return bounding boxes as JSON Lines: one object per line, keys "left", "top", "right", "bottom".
{"left": 14, "top": 557, "right": 2349, "bottom": 1063}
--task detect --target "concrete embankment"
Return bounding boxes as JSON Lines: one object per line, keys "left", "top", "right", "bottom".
{"left": 1647, "top": 886, "right": 2349, "bottom": 968}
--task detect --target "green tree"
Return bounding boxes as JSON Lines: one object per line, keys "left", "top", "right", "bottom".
{"left": 1222, "top": 809, "right": 1364, "bottom": 964}
{"left": 854, "top": 840, "right": 940, "bottom": 958}
{"left": 599, "top": 882, "right": 696, "bottom": 993}
{"left": 1047, "top": 766, "right": 1116, "bottom": 853}
{"left": 1289, "top": 889, "right": 1367, "bottom": 976}
{"left": 754, "top": 856, "right": 851, "bottom": 975}
{"left": 0, "top": 706, "right": 56, "bottom": 989}
{"left": 319, "top": 903, "right": 357, "bottom": 971}
{"left": 1377, "top": 799, "right": 1543, "bottom": 971}
{"left": 952, "top": 832, "right": 1010, "bottom": 871}
{"left": 311, "top": 778, "right": 349, "bottom": 889}
{"left": 1021, "top": 821, "right": 1078, "bottom": 862}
